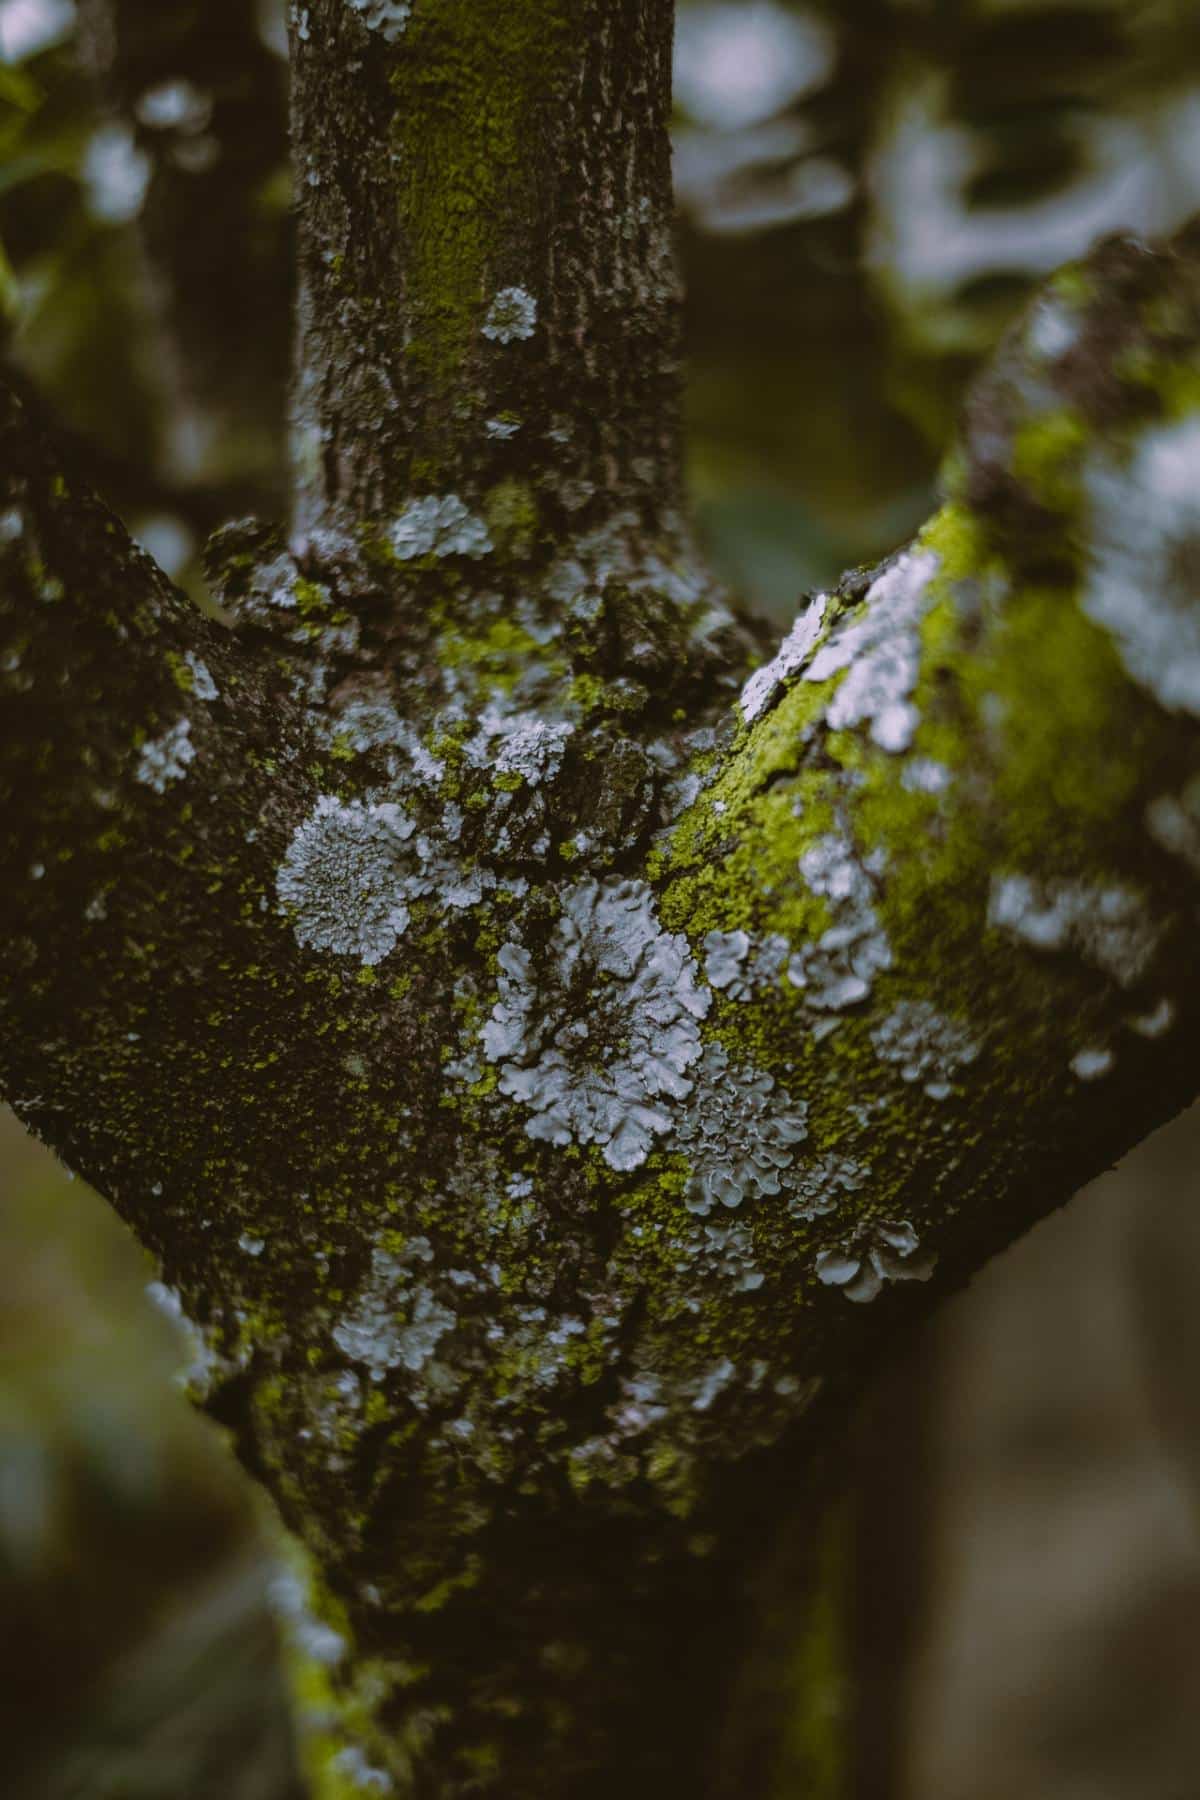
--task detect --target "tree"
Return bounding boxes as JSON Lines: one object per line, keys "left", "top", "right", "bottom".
{"left": 3, "top": 2, "right": 1200, "bottom": 1794}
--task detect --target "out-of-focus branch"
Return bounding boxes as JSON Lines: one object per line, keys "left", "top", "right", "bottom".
{"left": 77, "top": 0, "right": 291, "bottom": 507}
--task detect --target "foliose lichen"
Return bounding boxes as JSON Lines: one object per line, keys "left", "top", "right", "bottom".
{"left": 786, "top": 834, "right": 893, "bottom": 1011}
{"left": 693, "top": 1217, "right": 764, "bottom": 1292}
{"left": 869, "top": 999, "right": 980, "bottom": 1100}
{"left": 814, "top": 1219, "right": 935, "bottom": 1304}
{"left": 136, "top": 716, "right": 194, "bottom": 793}
{"left": 987, "top": 871, "right": 1164, "bottom": 988}
{"left": 1079, "top": 415, "right": 1200, "bottom": 716}
{"left": 671, "top": 1042, "right": 809, "bottom": 1215}
{"left": 481, "top": 286, "right": 538, "bottom": 344}
{"left": 1146, "top": 775, "right": 1200, "bottom": 874}
{"left": 786, "top": 1153, "right": 869, "bottom": 1223}
{"left": 345, "top": 0, "right": 411, "bottom": 40}
{"left": 1070, "top": 1045, "right": 1115, "bottom": 1081}
{"left": 703, "top": 928, "right": 789, "bottom": 1001}
{"left": 804, "top": 548, "right": 940, "bottom": 752}
{"left": 739, "top": 593, "right": 827, "bottom": 724}
{"left": 389, "top": 495, "right": 494, "bottom": 561}
{"left": 184, "top": 651, "right": 219, "bottom": 701}
{"left": 332, "top": 1240, "right": 456, "bottom": 1384}
{"left": 277, "top": 796, "right": 417, "bottom": 963}
{"left": 483, "top": 879, "right": 710, "bottom": 1170}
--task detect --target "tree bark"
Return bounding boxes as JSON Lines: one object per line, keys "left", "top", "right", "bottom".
{"left": 3, "top": 4, "right": 1200, "bottom": 1794}
{"left": 290, "top": 0, "right": 686, "bottom": 549}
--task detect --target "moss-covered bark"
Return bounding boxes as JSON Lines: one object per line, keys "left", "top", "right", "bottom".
{"left": 289, "top": 0, "right": 684, "bottom": 548}
{"left": 4, "top": 2, "right": 1200, "bottom": 1792}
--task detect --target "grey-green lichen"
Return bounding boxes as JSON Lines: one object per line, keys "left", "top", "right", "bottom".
{"left": 869, "top": 999, "right": 980, "bottom": 1100}
{"left": 136, "top": 715, "right": 195, "bottom": 792}
{"left": 987, "top": 872, "right": 1164, "bottom": 988}
{"left": 276, "top": 797, "right": 419, "bottom": 963}
{"left": 672, "top": 1042, "right": 809, "bottom": 1214}
{"left": 483, "top": 878, "right": 710, "bottom": 1170}
{"left": 739, "top": 593, "right": 827, "bottom": 724}
{"left": 345, "top": 0, "right": 411, "bottom": 41}
{"left": 332, "top": 1241, "right": 456, "bottom": 1383}
{"left": 785, "top": 834, "right": 893, "bottom": 1012}
{"left": 814, "top": 1220, "right": 935, "bottom": 1304}
{"left": 804, "top": 548, "right": 940, "bottom": 752}
{"left": 389, "top": 496, "right": 493, "bottom": 562}
{"left": 276, "top": 793, "right": 490, "bottom": 963}
{"left": 1080, "top": 414, "right": 1200, "bottom": 715}
{"left": 481, "top": 286, "right": 538, "bottom": 344}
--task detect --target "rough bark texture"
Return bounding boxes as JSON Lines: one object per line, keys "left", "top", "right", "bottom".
{"left": 4, "top": 5, "right": 1200, "bottom": 1797}
{"left": 289, "top": 0, "right": 685, "bottom": 546}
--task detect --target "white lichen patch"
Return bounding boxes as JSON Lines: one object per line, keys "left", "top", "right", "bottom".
{"left": 1026, "top": 296, "right": 1081, "bottom": 363}
{"left": 787, "top": 1153, "right": 869, "bottom": 1222}
{"left": 901, "top": 756, "right": 952, "bottom": 794}
{"left": 987, "top": 871, "right": 1164, "bottom": 989}
{"left": 703, "top": 928, "right": 750, "bottom": 994}
{"left": 481, "top": 286, "right": 538, "bottom": 344}
{"left": 277, "top": 796, "right": 415, "bottom": 963}
{"left": 238, "top": 550, "right": 304, "bottom": 619}
{"left": 672, "top": 1042, "right": 809, "bottom": 1215}
{"left": 787, "top": 834, "right": 893, "bottom": 1010}
{"left": 803, "top": 548, "right": 940, "bottom": 752}
{"left": 1146, "top": 776, "right": 1200, "bottom": 874}
{"left": 332, "top": 1241, "right": 455, "bottom": 1383}
{"left": 345, "top": 0, "right": 411, "bottom": 39}
{"left": 329, "top": 1746, "right": 394, "bottom": 1795}
{"left": 739, "top": 593, "right": 827, "bottom": 724}
{"left": 695, "top": 1217, "right": 764, "bottom": 1292}
{"left": 1071, "top": 1045, "right": 1115, "bottom": 1081}
{"left": 704, "top": 929, "right": 790, "bottom": 1001}
{"left": 467, "top": 712, "right": 574, "bottom": 787}
{"left": 483, "top": 879, "right": 710, "bottom": 1170}
{"left": 815, "top": 1219, "right": 935, "bottom": 1304}
{"left": 1080, "top": 415, "right": 1200, "bottom": 716}
{"left": 267, "top": 1562, "right": 346, "bottom": 1668}
{"left": 184, "top": 652, "right": 219, "bottom": 700}
{"left": 692, "top": 1357, "right": 736, "bottom": 1413}
{"left": 136, "top": 716, "right": 194, "bottom": 792}
{"left": 870, "top": 999, "right": 980, "bottom": 1100}
{"left": 1129, "top": 996, "right": 1175, "bottom": 1039}
{"left": 390, "top": 495, "right": 493, "bottom": 561}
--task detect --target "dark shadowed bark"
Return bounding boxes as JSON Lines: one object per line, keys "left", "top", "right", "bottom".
{"left": 4, "top": 5, "right": 1200, "bottom": 1795}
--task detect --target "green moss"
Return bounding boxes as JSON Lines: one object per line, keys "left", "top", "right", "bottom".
{"left": 389, "top": 1, "right": 578, "bottom": 394}
{"left": 435, "top": 612, "right": 551, "bottom": 695}
{"left": 483, "top": 478, "right": 540, "bottom": 559}
{"left": 1010, "top": 410, "right": 1087, "bottom": 513}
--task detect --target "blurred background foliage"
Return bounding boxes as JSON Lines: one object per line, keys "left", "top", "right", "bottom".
{"left": 4, "top": 0, "right": 1200, "bottom": 1794}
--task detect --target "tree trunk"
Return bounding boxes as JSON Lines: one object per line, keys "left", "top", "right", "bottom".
{"left": 4, "top": 4, "right": 1200, "bottom": 1793}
